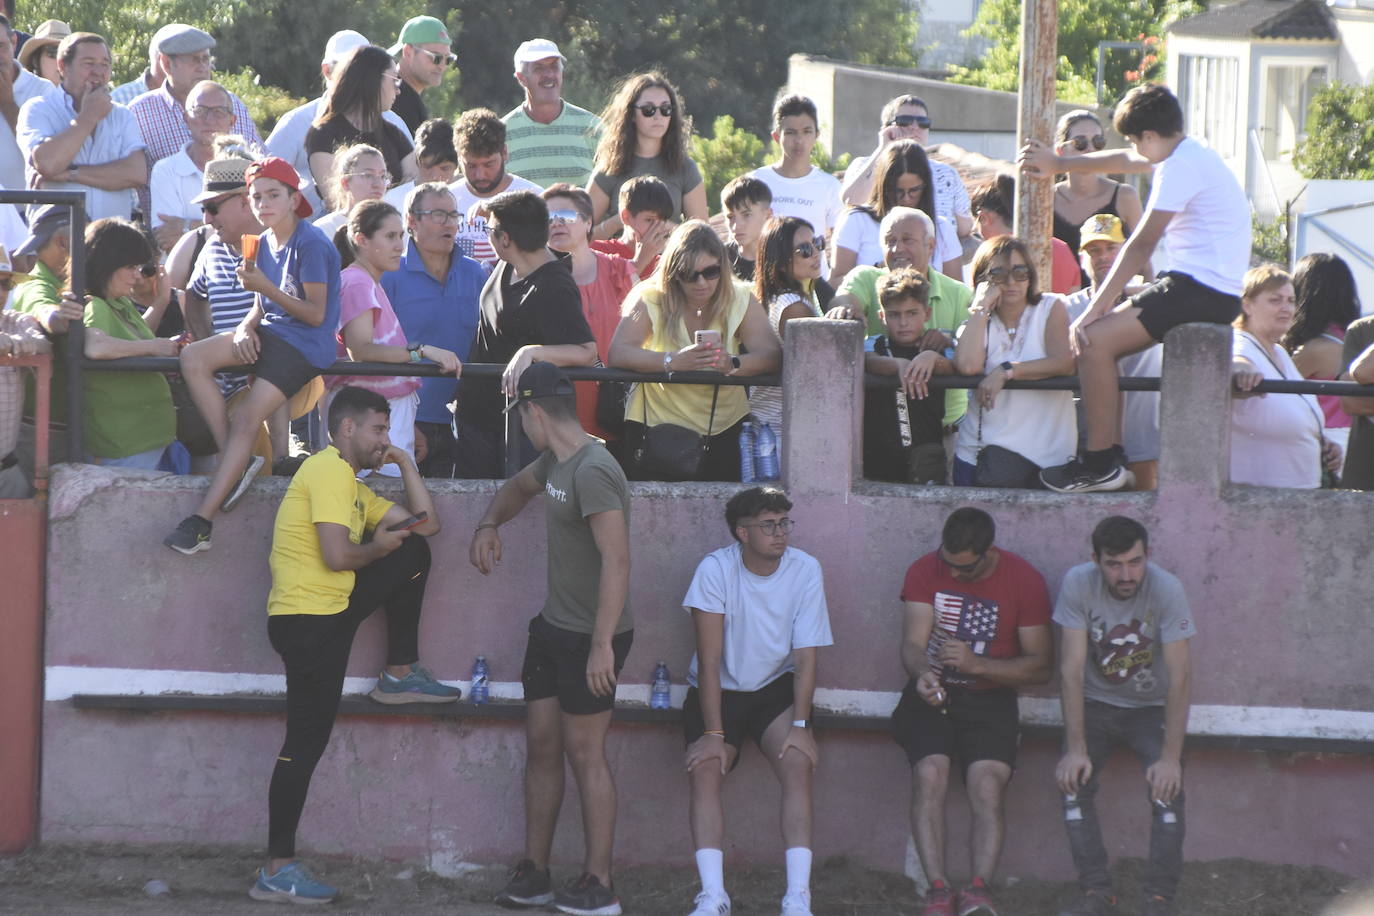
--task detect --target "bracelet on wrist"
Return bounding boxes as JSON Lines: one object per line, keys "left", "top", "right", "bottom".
{"left": 703, "top": 729, "right": 725, "bottom": 737}
{"left": 475, "top": 522, "right": 498, "bottom": 531}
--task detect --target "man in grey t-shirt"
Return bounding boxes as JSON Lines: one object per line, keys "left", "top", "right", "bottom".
{"left": 469, "top": 362, "right": 631, "bottom": 916}
{"left": 1053, "top": 516, "right": 1195, "bottom": 916}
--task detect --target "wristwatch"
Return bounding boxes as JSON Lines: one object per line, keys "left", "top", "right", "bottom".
{"left": 792, "top": 718, "right": 810, "bottom": 729}
{"left": 999, "top": 360, "right": 1014, "bottom": 378}
{"left": 730, "top": 355, "right": 741, "bottom": 370}
{"left": 407, "top": 341, "right": 424, "bottom": 363}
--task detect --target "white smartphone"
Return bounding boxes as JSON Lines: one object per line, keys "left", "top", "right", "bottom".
{"left": 694, "top": 329, "right": 721, "bottom": 348}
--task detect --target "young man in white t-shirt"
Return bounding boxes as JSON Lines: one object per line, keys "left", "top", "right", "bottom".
{"left": 1020, "top": 84, "right": 1250, "bottom": 493}
{"left": 449, "top": 107, "right": 541, "bottom": 264}
{"left": 750, "top": 95, "right": 842, "bottom": 277}
{"left": 681, "top": 487, "right": 833, "bottom": 916}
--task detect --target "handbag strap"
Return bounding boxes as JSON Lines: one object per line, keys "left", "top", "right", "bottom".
{"left": 1240, "top": 331, "right": 1326, "bottom": 436}
{"left": 644, "top": 360, "right": 721, "bottom": 439}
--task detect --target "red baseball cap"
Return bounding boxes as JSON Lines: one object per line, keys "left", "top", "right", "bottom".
{"left": 244, "top": 157, "right": 313, "bottom": 219}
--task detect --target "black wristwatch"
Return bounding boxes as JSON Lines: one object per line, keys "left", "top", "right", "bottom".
{"left": 407, "top": 341, "right": 424, "bottom": 363}
{"left": 999, "top": 360, "right": 1014, "bottom": 378}
{"left": 730, "top": 355, "right": 741, "bottom": 370}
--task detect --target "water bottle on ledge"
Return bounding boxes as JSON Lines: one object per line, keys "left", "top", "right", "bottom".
{"left": 739, "top": 421, "right": 757, "bottom": 483}
{"left": 650, "top": 661, "right": 671, "bottom": 709}
{"left": 470, "top": 656, "right": 489, "bottom": 705}
{"left": 755, "top": 422, "right": 779, "bottom": 480}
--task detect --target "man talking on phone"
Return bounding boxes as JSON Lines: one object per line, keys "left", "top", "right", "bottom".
{"left": 249, "top": 385, "right": 459, "bottom": 906}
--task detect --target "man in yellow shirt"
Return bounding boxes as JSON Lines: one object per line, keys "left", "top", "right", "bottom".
{"left": 252, "top": 385, "right": 456, "bottom": 906}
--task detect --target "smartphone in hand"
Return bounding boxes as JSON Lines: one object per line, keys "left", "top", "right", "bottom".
{"left": 386, "top": 511, "right": 428, "bottom": 532}
{"left": 694, "top": 329, "right": 721, "bottom": 349}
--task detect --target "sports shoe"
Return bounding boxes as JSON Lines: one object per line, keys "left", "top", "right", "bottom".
{"left": 1141, "top": 895, "right": 1175, "bottom": 916}
{"left": 164, "top": 514, "right": 212, "bottom": 555}
{"left": 1040, "top": 456, "right": 1133, "bottom": 493}
{"left": 957, "top": 879, "right": 999, "bottom": 916}
{"left": 1058, "top": 889, "right": 1117, "bottom": 916}
{"left": 370, "top": 664, "right": 461, "bottom": 705}
{"left": 221, "top": 453, "right": 267, "bottom": 512}
{"left": 780, "top": 889, "right": 812, "bottom": 915}
{"left": 688, "top": 888, "right": 731, "bottom": 915}
{"left": 554, "top": 872, "right": 622, "bottom": 916}
{"left": 494, "top": 859, "right": 554, "bottom": 908}
{"left": 920, "top": 884, "right": 957, "bottom": 916}
{"left": 272, "top": 454, "right": 306, "bottom": 477}
{"left": 248, "top": 861, "right": 336, "bottom": 905}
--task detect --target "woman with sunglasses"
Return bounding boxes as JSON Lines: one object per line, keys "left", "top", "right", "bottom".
{"left": 313, "top": 144, "right": 389, "bottom": 239}
{"left": 305, "top": 45, "right": 416, "bottom": 206}
{"left": 1051, "top": 110, "right": 1143, "bottom": 275}
{"left": 78, "top": 218, "right": 179, "bottom": 468}
{"left": 608, "top": 221, "right": 779, "bottom": 481}
{"left": 951, "top": 236, "right": 1075, "bottom": 488}
{"left": 588, "top": 71, "right": 708, "bottom": 240}
{"left": 831, "top": 139, "right": 960, "bottom": 286}
{"left": 748, "top": 216, "right": 823, "bottom": 450}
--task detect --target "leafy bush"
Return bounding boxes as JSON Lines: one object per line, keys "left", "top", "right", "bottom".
{"left": 1292, "top": 83, "right": 1374, "bottom": 181}
{"left": 216, "top": 69, "right": 307, "bottom": 138}
{"left": 691, "top": 116, "right": 767, "bottom": 214}
{"left": 1251, "top": 211, "right": 1289, "bottom": 268}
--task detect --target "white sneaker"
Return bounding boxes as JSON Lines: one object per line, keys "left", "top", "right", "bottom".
{"left": 688, "top": 888, "right": 731, "bottom": 916}
{"left": 781, "top": 889, "right": 813, "bottom": 916}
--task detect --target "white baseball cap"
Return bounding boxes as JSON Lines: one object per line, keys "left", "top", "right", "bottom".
{"left": 513, "top": 38, "right": 564, "bottom": 70}
{"left": 323, "top": 30, "right": 370, "bottom": 66}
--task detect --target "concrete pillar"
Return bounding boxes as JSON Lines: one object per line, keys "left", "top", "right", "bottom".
{"left": 1158, "top": 322, "right": 1233, "bottom": 495}
{"left": 780, "top": 318, "right": 864, "bottom": 497}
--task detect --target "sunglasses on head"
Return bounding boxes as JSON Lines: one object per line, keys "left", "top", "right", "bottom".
{"left": 793, "top": 241, "right": 817, "bottom": 258}
{"left": 1069, "top": 134, "right": 1107, "bottom": 152}
{"left": 680, "top": 264, "right": 721, "bottom": 283}
{"left": 888, "top": 114, "right": 932, "bottom": 129}
{"left": 984, "top": 265, "right": 1031, "bottom": 284}
{"left": 636, "top": 102, "right": 673, "bottom": 118}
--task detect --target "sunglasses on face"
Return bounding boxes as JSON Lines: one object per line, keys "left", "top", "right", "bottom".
{"left": 941, "top": 550, "right": 985, "bottom": 574}
{"left": 200, "top": 193, "right": 242, "bottom": 216}
{"left": 793, "top": 241, "right": 817, "bottom": 258}
{"left": 679, "top": 264, "right": 722, "bottom": 284}
{"left": 419, "top": 48, "right": 456, "bottom": 66}
{"left": 139, "top": 263, "right": 158, "bottom": 278}
{"left": 1069, "top": 134, "right": 1107, "bottom": 152}
{"left": 636, "top": 102, "right": 673, "bottom": 118}
{"left": 984, "top": 265, "right": 1031, "bottom": 284}
{"left": 548, "top": 209, "right": 582, "bottom": 225}
{"left": 888, "top": 114, "right": 932, "bottom": 129}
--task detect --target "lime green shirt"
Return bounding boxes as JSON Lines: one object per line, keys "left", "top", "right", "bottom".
{"left": 502, "top": 102, "right": 602, "bottom": 188}
{"left": 82, "top": 295, "right": 174, "bottom": 459}
{"left": 10, "top": 262, "right": 69, "bottom": 424}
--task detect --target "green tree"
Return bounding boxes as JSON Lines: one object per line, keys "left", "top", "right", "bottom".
{"left": 215, "top": 69, "right": 307, "bottom": 136}
{"left": 690, "top": 115, "right": 766, "bottom": 212}
{"left": 1292, "top": 83, "right": 1374, "bottom": 180}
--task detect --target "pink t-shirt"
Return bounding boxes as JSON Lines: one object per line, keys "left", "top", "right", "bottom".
{"left": 574, "top": 250, "right": 638, "bottom": 439}
{"left": 327, "top": 264, "right": 422, "bottom": 401}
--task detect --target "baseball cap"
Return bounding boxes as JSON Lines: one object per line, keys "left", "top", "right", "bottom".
{"left": 244, "top": 157, "right": 313, "bottom": 219}
{"left": 388, "top": 16, "right": 452, "bottom": 56}
{"left": 513, "top": 38, "right": 564, "bottom": 70}
{"left": 322, "top": 30, "right": 369, "bottom": 66}
{"left": 504, "top": 361, "right": 574, "bottom": 412}
{"left": 1079, "top": 213, "right": 1126, "bottom": 246}
{"left": 154, "top": 24, "right": 216, "bottom": 57}
{"left": 14, "top": 205, "right": 71, "bottom": 260}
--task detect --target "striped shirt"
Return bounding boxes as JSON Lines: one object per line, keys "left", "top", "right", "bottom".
{"left": 189, "top": 235, "right": 254, "bottom": 395}
{"left": 501, "top": 101, "right": 601, "bottom": 189}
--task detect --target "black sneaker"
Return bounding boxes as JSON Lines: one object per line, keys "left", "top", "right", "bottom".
{"left": 272, "top": 454, "right": 306, "bottom": 477}
{"left": 164, "top": 514, "right": 212, "bottom": 555}
{"left": 1058, "top": 889, "right": 1117, "bottom": 916}
{"left": 220, "top": 454, "right": 266, "bottom": 513}
{"left": 494, "top": 859, "right": 554, "bottom": 909}
{"left": 554, "top": 872, "right": 622, "bottom": 916}
{"left": 1040, "top": 457, "right": 1133, "bottom": 493}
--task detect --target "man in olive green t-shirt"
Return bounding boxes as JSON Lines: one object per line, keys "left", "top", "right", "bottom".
{"left": 470, "top": 362, "right": 631, "bottom": 915}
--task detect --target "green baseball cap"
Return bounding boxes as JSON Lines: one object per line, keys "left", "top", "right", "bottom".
{"left": 388, "top": 15, "right": 452, "bottom": 55}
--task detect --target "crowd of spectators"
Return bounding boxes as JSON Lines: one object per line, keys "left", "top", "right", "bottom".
{"left": 0, "top": 16, "right": 1370, "bottom": 507}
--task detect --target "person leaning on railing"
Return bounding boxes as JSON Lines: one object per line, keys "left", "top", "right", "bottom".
{"left": 608, "top": 220, "right": 779, "bottom": 482}
{"left": 0, "top": 294, "right": 52, "bottom": 498}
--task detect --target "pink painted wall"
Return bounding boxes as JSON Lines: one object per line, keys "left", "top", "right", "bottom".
{"left": 40, "top": 322, "right": 1374, "bottom": 878}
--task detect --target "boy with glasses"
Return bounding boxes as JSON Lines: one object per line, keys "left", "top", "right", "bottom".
{"left": 892, "top": 507, "right": 1053, "bottom": 916}
{"left": 681, "top": 486, "right": 832, "bottom": 916}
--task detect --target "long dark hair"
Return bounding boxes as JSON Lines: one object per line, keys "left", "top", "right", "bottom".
{"left": 754, "top": 216, "right": 812, "bottom": 306}
{"left": 1283, "top": 252, "right": 1361, "bottom": 353}
{"left": 314, "top": 45, "right": 392, "bottom": 132}
{"left": 84, "top": 218, "right": 153, "bottom": 298}
{"left": 593, "top": 71, "right": 689, "bottom": 177}
{"left": 335, "top": 199, "right": 400, "bottom": 269}
{"left": 866, "top": 139, "right": 936, "bottom": 223}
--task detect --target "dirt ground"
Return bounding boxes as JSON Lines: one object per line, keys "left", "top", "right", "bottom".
{"left": 0, "top": 844, "right": 1363, "bottom": 915}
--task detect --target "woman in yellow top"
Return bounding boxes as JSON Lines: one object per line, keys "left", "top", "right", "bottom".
{"left": 609, "top": 220, "right": 779, "bottom": 480}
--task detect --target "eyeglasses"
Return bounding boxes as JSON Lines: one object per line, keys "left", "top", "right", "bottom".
{"left": 940, "top": 549, "right": 985, "bottom": 574}
{"left": 188, "top": 103, "right": 233, "bottom": 120}
{"left": 1069, "top": 134, "right": 1108, "bottom": 152}
{"left": 485, "top": 222, "right": 504, "bottom": 237}
{"left": 548, "top": 209, "right": 582, "bottom": 225}
{"left": 793, "top": 241, "right": 817, "bottom": 258}
{"left": 387, "top": 75, "right": 403, "bottom": 90}
{"left": 173, "top": 52, "right": 215, "bottom": 67}
{"left": 888, "top": 114, "right": 932, "bottom": 129}
{"left": 347, "top": 170, "right": 390, "bottom": 184}
{"left": 984, "top": 265, "right": 1031, "bottom": 285}
{"left": 636, "top": 102, "right": 673, "bottom": 118}
{"left": 743, "top": 518, "right": 795, "bottom": 536}
{"left": 200, "top": 193, "right": 243, "bottom": 216}
{"left": 893, "top": 184, "right": 926, "bottom": 202}
{"left": 416, "top": 208, "right": 459, "bottom": 225}
{"left": 679, "top": 264, "right": 722, "bottom": 284}
{"left": 418, "top": 48, "right": 457, "bottom": 66}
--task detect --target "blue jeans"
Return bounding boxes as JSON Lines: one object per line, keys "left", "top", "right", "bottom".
{"left": 88, "top": 445, "right": 166, "bottom": 469}
{"left": 1063, "top": 701, "right": 1185, "bottom": 900}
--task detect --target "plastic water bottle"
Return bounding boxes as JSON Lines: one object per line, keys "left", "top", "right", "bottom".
{"left": 470, "top": 656, "right": 489, "bottom": 705}
{"left": 755, "top": 422, "right": 780, "bottom": 480}
{"left": 650, "top": 661, "right": 671, "bottom": 709}
{"left": 1064, "top": 793, "right": 1083, "bottom": 822}
{"left": 739, "top": 421, "right": 757, "bottom": 482}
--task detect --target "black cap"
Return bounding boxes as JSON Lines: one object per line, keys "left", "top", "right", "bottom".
{"left": 15, "top": 205, "right": 71, "bottom": 259}
{"left": 504, "top": 361, "right": 574, "bottom": 412}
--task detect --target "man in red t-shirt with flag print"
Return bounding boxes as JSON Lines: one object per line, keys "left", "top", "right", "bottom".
{"left": 893, "top": 507, "right": 1054, "bottom": 916}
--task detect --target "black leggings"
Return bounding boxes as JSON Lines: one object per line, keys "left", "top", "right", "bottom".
{"left": 265, "top": 535, "right": 431, "bottom": 858}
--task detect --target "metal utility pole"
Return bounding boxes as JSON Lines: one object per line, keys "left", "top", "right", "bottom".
{"left": 1013, "top": 0, "right": 1058, "bottom": 283}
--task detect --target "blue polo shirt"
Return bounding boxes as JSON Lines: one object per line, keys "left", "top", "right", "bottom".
{"left": 382, "top": 238, "right": 486, "bottom": 423}
{"left": 254, "top": 219, "right": 341, "bottom": 369}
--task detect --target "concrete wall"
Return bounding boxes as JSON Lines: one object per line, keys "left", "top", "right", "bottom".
{"left": 40, "top": 322, "right": 1374, "bottom": 880}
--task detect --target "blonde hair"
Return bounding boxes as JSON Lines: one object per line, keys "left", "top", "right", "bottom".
{"left": 649, "top": 220, "right": 732, "bottom": 349}
{"left": 1237, "top": 264, "right": 1292, "bottom": 329}
{"left": 326, "top": 143, "right": 384, "bottom": 212}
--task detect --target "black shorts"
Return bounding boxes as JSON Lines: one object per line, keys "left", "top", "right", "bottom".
{"left": 683, "top": 672, "right": 795, "bottom": 760}
{"left": 251, "top": 328, "right": 321, "bottom": 400}
{"left": 521, "top": 614, "right": 633, "bottom": 715}
{"left": 1128, "top": 271, "right": 1241, "bottom": 342}
{"left": 891, "top": 681, "right": 1019, "bottom": 772}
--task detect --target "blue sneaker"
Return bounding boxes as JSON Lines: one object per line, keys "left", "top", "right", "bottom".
{"left": 369, "top": 663, "right": 462, "bottom": 705}
{"left": 248, "top": 861, "right": 336, "bottom": 905}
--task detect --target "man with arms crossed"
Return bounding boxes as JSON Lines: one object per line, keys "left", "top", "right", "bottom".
{"left": 893, "top": 507, "right": 1053, "bottom": 916}
{"left": 470, "top": 363, "right": 631, "bottom": 916}
{"left": 682, "top": 486, "right": 832, "bottom": 916}
{"left": 1054, "top": 516, "right": 1193, "bottom": 916}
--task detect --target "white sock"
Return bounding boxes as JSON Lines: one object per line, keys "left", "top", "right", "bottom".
{"left": 695, "top": 848, "right": 725, "bottom": 895}
{"left": 785, "top": 847, "right": 812, "bottom": 895}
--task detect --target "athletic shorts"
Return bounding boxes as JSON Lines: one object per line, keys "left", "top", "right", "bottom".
{"left": 251, "top": 328, "right": 321, "bottom": 400}
{"left": 521, "top": 614, "right": 633, "bottom": 715}
{"left": 682, "top": 672, "right": 795, "bottom": 761}
{"left": 1128, "top": 271, "right": 1241, "bottom": 343}
{"left": 891, "top": 680, "right": 1019, "bottom": 772}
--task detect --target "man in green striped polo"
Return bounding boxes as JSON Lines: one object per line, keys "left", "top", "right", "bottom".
{"left": 501, "top": 39, "right": 602, "bottom": 188}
